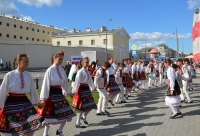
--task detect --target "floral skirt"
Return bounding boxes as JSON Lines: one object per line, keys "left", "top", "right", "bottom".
{"left": 72, "top": 84, "right": 97, "bottom": 111}
{"left": 37, "top": 86, "right": 76, "bottom": 126}
{"left": 0, "top": 93, "right": 40, "bottom": 136}
{"left": 106, "top": 75, "right": 121, "bottom": 94}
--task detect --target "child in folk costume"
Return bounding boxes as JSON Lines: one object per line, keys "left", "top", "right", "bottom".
{"left": 136, "top": 60, "right": 142, "bottom": 89}
{"left": 164, "top": 59, "right": 182, "bottom": 119}
{"left": 0, "top": 54, "right": 44, "bottom": 136}
{"left": 140, "top": 61, "right": 147, "bottom": 90}
{"left": 176, "top": 59, "right": 193, "bottom": 103}
{"left": 38, "top": 52, "right": 76, "bottom": 136}
{"left": 152, "top": 60, "right": 159, "bottom": 87}
{"left": 106, "top": 57, "right": 121, "bottom": 106}
{"left": 95, "top": 62, "right": 111, "bottom": 115}
{"left": 132, "top": 60, "right": 140, "bottom": 92}
{"left": 146, "top": 60, "right": 156, "bottom": 88}
{"left": 71, "top": 57, "right": 97, "bottom": 128}
{"left": 115, "top": 63, "right": 127, "bottom": 104}
{"left": 184, "top": 59, "right": 195, "bottom": 91}
{"left": 159, "top": 60, "right": 166, "bottom": 85}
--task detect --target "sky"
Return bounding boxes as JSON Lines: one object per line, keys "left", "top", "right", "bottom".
{"left": 0, "top": 0, "right": 199, "bottom": 53}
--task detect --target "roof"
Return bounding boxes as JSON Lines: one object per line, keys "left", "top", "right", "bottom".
{"left": 51, "top": 27, "right": 131, "bottom": 39}
{"left": 150, "top": 48, "right": 159, "bottom": 53}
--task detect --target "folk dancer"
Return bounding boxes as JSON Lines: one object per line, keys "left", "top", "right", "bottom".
{"left": 38, "top": 52, "right": 76, "bottom": 136}
{"left": 184, "top": 58, "right": 195, "bottom": 91}
{"left": 71, "top": 57, "right": 97, "bottom": 128}
{"left": 0, "top": 54, "right": 44, "bottom": 136}
{"left": 159, "top": 60, "right": 166, "bottom": 85}
{"left": 140, "top": 61, "right": 147, "bottom": 90}
{"left": 132, "top": 60, "right": 139, "bottom": 92}
{"left": 95, "top": 62, "right": 111, "bottom": 115}
{"left": 146, "top": 60, "right": 156, "bottom": 88}
{"left": 152, "top": 60, "right": 159, "bottom": 87}
{"left": 164, "top": 59, "right": 182, "bottom": 119}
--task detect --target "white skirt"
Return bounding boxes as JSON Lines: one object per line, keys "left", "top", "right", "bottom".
{"left": 165, "top": 96, "right": 181, "bottom": 106}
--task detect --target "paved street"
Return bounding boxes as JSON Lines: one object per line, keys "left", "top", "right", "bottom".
{"left": 33, "top": 75, "right": 200, "bottom": 136}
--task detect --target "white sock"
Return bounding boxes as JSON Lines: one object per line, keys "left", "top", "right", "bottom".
{"left": 76, "top": 112, "right": 82, "bottom": 125}
{"left": 43, "top": 126, "right": 50, "bottom": 136}
{"left": 174, "top": 106, "right": 181, "bottom": 113}
{"left": 58, "top": 123, "right": 66, "bottom": 133}
{"left": 168, "top": 104, "right": 177, "bottom": 115}
{"left": 82, "top": 110, "right": 91, "bottom": 119}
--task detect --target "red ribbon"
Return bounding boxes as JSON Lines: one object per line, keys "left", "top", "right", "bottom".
{"left": 61, "top": 51, "right": 65, "bottom": 55}
{"left": 24, "top": 53, "right": 28, "bottom": 57}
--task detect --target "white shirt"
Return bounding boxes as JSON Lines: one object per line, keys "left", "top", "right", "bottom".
{"left": 167, "top": 67, "right": 176, "bottom": 91}
{"left": 112, "top": 63, "right": 118, "bottom": 71}
{"left": 72, "top": 68, "right": 95, "bottom": 93}
{"left": 40, "top": 64, "right": 71, "bottom": 100}
{"left": 140, "top": 66, "right": 147, "bottom": 73}
{"left": 94, "top": 68, "right": 106, "bottom": 88}
{"left": 115, "top": 70, "right": 123, "bottom": 85}
{"left": 0, "top": 70, "right": 39, "bottom": 109}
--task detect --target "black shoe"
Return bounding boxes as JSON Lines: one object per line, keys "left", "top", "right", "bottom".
{"left": 137, "top": 87, "right": 140, "bottom": 90}
{"left": 81, "top": 117, "right": 88, "bottom": 125}
{"left": 106, "top": 106, "right": 111, "bottom": 109}
{"left": 121, "top": 100, "right": 127, "bottom": 103}
{"left": 96, "top": 112, "right": 103, "bottom": 116}
{"left": 180, "top": 100, "right": 184, "bottom": 103}
{"left": 179, "top": 105, "right": 182, "bottom": 107}
{"left": 149, "top": 87, "right": 151, "bottom": 89}
{"left": 177, "top": 112, "right": 182, "bottom": 116}
{"left": 102, "top": 111, "right": 110, "bottom": 115}
{"left": 188, "top": 100, "right": 193, "bottom": 103}
{"left": 155, "top": 86, "right": 158, "bottom": 87}
{"left": 152, "top": 84, "right": 155, "bottom": 86}
{"left": 115, "top": 101, "right": 121, "bottom": 104}
{"left": 56, "top": 130, "right": 63, "bottom": 136}
{"left": 170, "top": 113, "right": 179, "bottom": 119}
{"left": 75, "top": 123, "right": 86, "bottom": 128}
{"left": 109, "top": 100, "right": 115, "bottom": 106}
{"left": 184, "top": 100, "right": 188, "bottom": 103}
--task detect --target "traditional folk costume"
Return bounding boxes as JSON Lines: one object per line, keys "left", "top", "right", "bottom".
{"left": 71, "top": 68, "right": 96, "bottom": 127}
{"left": 115, "top": 69, "right": 125, "bottom": 103}
{"left": 94, "top": 68, "right": 109, "bottom": 115}
{"left": 159, "top": 62, "right": 166, "bottom": 85}
{"left": 153, "top": 64, "right": 159, "bottom": 87}
{"left": 187, "top": 65, "right": 195, "bottom": 91}
{"left": 38, "top": 64, "right": 76, "bottom": 127}
{"left": 140, "top": 65, "right": 147, "bottom": 90}
{"left": 0, "top": 70, "right": 40, "bottom": 136}
{"left": 165, "top": 67, "right": 182, "bottom": 118}
{"left": 88, "top": 65, "right": 96, "bottom": 81}
{"left": 136, "top": 64, "right": 142, "bottom": 86}
{"left": 146, "top": 64, "right": 156, "bottom": 88}
{"left": 122, "top": 66, "right": 133, "bottom": 99}
{"left": 180, "top": 65, "right": 193, "bottom": 103}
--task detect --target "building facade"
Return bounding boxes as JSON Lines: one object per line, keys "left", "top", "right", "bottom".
{"left": 51, "top": 27, "right": 130, "bottom": 62}
{"left": 0, "top": 13, "right": 65, "bottom": 44}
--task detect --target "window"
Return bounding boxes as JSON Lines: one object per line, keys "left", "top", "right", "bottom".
{"left": 20, "top": 26, "right": 23, "bottom": 29}
{"left": 32, "top": 28, "right": 34, "bottom": 31}
{"left": 32, "top": 38, "right": 34, "bottom": 41}
{"left": 26, "top": 37, "right": 29, "bottom": 40}
{"left": 7, "top": 23, "right": 9, "bottom": 27}
{"left": 103, "top": 39, "right": 107, "bottom": 44}
{"left": 68, "top": 41, "right": 71, "bottom": 46}
{"left": 14, "top": 25, "right": 16, "bottom": 28}
{"left": 37, "top": 29, "right": 39, "bottom": 32}
{"left": 37, "top": 39, "right": 39, "bottom": 41}
{"left": 43, "top": 39, "right": 45, "bottom": 42}
{"left": 0, "top": 33, "right": 1, "bottom": 37}
{"left": 57, "top": 41, "right": 60, "bottom": 46}
{"left": 20, "top": 36, "right": 23, "bottom": 39}
{"left": 79, "top": 40, "right": 83, "bottom": 45}
{"left": 7, "top": 34, "right": 9, "bottom": 38}
{"left": 91, "top": 40, "right": 95, "bottom": 45}
{"left": 0, "top": 22, "right": 2, "bottom": 25}
{"left": 14, "top": 35, "right": 16, "bottom": 39}
{"left": 43, "top": 30, "right": 45, "bottom": 33}
{"left": 26, "top": 27, "right": 29, "bottom": 30}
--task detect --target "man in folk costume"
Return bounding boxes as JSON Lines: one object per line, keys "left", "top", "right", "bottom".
{"left": 159, "top": 60, "right": 166, "bottom": 85}
{"left": 106, "top": 56, "right": 121, "bottom": 107}
{"left": 152, "top": 60, "right": 159, "bottom": 87}
{"left": 176, "top": 59, "right": 193, "bottom": 103}
{"left": 0, "top": 53, "right": 44, "bottom": 136}
{"left": 115, "top": 63, "right": 127, "bottom": 104}
{"left": 184, "top": 58, "right": 195, "bottom": 91}
{"left": 146, "top": 60, "right": 156, "bottom": 88}
{"left": 94, "top": 62, "right": 111, "bottom": 116}
{"left": 71, "top": 57, "right": 97, "bottom": 128}
{"left": 131, "top": 60, "right": 139, "bottom": 92}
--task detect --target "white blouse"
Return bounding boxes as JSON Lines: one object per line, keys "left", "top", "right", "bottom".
{"left": 131, "top": 64, "right": 137, "bottom": 74}
{"left": 167, "top": 67, "right": 176, "bottom": 91}
{"left": 72, "top": 68, "right": 95, "bottom": 93}
{"left": 140, "top": 66, "right": 147, "bottom": 73}
{"left": 40, "top": 64, "right": 71, "bottom": 100}
{"left": 115, "top": 70, "right": 123, "bottom": 84}
{"left": 154, "top": 65, "right": 159, "bottom": 71}
{"left": 0, "top": 70, "right": 39, "bottom": 109}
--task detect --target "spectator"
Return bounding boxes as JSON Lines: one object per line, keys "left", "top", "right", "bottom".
{"left": 8, "top": 61, "right": 11, "bottom": 71}
{"left": 64, "top": 61, "right": 72, "bottom": 78}
{"left": 1, "top": 63, "right": 3, "bottom": 70}
{"left": 5, "top": 62, "right": 9, "bottom": 71}
{"left": 88, "top": 61, "right": 96, "bottom": 81}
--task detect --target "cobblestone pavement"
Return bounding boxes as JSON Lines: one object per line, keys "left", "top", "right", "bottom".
{"left": 34, "top": 75, "right": 200, "bottom": 136}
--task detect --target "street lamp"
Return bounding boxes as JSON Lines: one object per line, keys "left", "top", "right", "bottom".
{"left": 105, "top": 18, "right": 112, "bottom": 55}
{"left": 172, "top": 22, "right": 179, "bottom": 59}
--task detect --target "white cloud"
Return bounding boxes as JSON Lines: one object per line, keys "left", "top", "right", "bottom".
{"left": 188, "top": 0, "right": 200, "bottom": 9}
{"left": 17, "top": 0, "right": 62, "bottom": 7}
{"left": 0, "top": 0, "right": 33, "bottom": 21}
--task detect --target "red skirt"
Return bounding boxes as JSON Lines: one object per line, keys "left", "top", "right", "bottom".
{"left": 133, "top": 72, "right": 139, "bottom": 81}
{"left": 122, "top": 73, "right": 132, "bottom": 89}
{"left": 140, "top": 72, "right": 146, "bottom": 80}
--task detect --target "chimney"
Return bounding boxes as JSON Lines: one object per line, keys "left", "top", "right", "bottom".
{"left": 86, "top": 28, "right": 91, "bottom": 32}
{"left": 100, "top": 26, "right": 106, "bottom": 32}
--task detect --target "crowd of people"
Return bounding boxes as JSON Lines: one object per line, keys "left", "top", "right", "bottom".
{"left": 0, "top": 51, "right": 196, "bottom": 136}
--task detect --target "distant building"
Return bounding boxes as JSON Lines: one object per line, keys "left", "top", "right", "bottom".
{"left": 0, "top": 13, "right": 65, "bottom": 44}
{"left": 156, "top": 44, "right": 177, "bottom": 58}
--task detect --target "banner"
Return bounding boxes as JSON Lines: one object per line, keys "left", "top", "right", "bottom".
{"left": 71, "top": 56, "right": 82, "bottom": 62}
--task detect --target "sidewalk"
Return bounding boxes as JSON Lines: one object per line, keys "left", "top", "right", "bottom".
{"left": 34, "top": 75, "right": 200, "bottom": 136}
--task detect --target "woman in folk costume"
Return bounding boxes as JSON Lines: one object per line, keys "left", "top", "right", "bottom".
{"left": 71, "top": 57, "right": 97, "bottom": 128}
{"left": 95, "top": 62, "right": 111, "bottom": 115}
{"left": 115, "top": 63, "right": 127, "bottom": 104}
{"left": 159, "top": 60, "right": 166, "bottom": 85}
{"left": 146, "top": 60, "right": 156, "bottom": 88}
{"left": 131, "top": 60, "right": 139, "bottom": 93}
{"left": 152, "top": 60, "right": 159, "bottom": 87}
{"left": 106, "top": 56, "right": 121, "bottom": 106}
{"left": 164, "top": 59, "right": 182, "bottom": 119}
{"left": 38, "top": 51, "right": 76, "bottom": 136}
{"left": 0, "top": 53, "right": 44, "bottom": 136}
{"left": 176, "top": 59, "right": 193, "bottom": 103}
{"left": 140, "top": 61, "right": 147, "bottom": 90}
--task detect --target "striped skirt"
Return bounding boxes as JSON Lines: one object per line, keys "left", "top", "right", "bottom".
{"left": 37, "top": 86, "right": 76, "bottom": 126}
{"left": 122, "top": 73, "right": 132, "bottom": 90}
{"left": 0, "top": 93, "right": 40, "bottom": 136}
{"left": 106, "top": 75, "right": 121, "bottom": 94}
{"left": 72, "top": 84, "right": 97, "bottom": 111}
